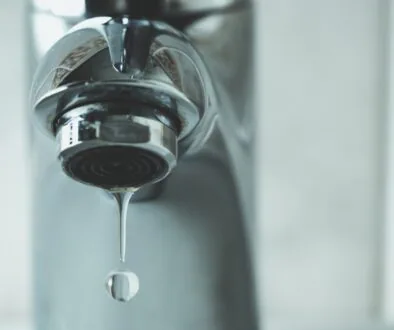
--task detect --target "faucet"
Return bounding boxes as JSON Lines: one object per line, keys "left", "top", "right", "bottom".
{"left": 29, "top": 0, "right": 258, "bottom": 329}
{"left": 31, "top": 16, "right": 214, "bottom": 192}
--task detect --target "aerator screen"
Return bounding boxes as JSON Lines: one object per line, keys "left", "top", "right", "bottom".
{"left": 62, "top": 146, "right": 168, "bottom": 189}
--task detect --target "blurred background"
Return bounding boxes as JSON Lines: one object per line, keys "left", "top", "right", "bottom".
{"left": 0, "top": 0, "right": 392, "bottom": 329}
{"left": 0, "top": 0, "right": 31, "bottom": 329}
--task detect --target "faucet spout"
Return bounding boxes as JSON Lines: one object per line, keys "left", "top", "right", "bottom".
{"left": 29, "top": 3, "right": 259, "bottom": 329}
{"left": 103, "top": 18, "right": 154, "bottom": 74}
{"left": 31, "top": 16, "right": 215, "bottom": 191}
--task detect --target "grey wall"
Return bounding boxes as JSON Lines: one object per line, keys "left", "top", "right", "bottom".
{"left": 0, "top": 0, "right": 31, "bottom": 328}
{"left": 258, "top": 0, "right": 387, "bottom": 328}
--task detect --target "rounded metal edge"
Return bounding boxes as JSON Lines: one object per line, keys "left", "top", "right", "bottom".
{"left": 57, "top": 115, "right": 177, "bottom": 171}
{"left": 34, "top": 81, "right": 201, "bottom": 142}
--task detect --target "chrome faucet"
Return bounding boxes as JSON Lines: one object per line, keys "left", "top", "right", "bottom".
{"left": 31, "top": 16, "right": 215, "bottom": 192}
{"left": 29, "top": 0, "right": 258, "bottom": 329}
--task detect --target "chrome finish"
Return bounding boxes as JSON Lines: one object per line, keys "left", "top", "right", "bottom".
{"left": 31, "top": 16, "right": 216, "bottom": 190}
{"left": 29, "top": 2, "right": 258, "bottom": 330}
{"left": 31, "top": 17, "right": 211, "bottom": 137}
{"left": 57, "top": 105, "right": 177, "bottom": 190}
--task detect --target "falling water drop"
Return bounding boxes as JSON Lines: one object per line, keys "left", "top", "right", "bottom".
{"left": 105, "top": 270, "right": 139, "bottom": 302}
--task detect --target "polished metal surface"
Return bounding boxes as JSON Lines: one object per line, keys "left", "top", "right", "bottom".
{"left": 57, "top": 106, "right": 177, "bottom": 190}
{"left": 31, "top": 16, "right": 218, "bottom": 190}
{"left": 29, "top": 2, "right": 258, "bottom": 330}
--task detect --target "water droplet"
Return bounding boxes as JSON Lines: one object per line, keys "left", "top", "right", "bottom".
{"left": 105, "top": 270, "right": 139, "bottom": 302}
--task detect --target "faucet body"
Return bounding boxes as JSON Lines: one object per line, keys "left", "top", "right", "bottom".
{"left": 29, "top": 1, "right": 258, "bottom": 329}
